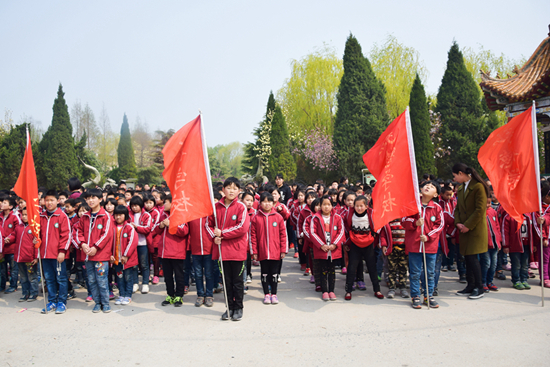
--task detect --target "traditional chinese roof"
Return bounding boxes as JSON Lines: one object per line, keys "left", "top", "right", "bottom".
{"left": 480, "top": 26, "right": 550, "bottom": 111}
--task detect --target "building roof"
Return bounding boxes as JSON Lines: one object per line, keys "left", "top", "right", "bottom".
{"left": 480, "top": 26, "right": 550, "bottom": 111}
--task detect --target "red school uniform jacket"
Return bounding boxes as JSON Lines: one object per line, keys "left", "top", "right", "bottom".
{"left": 39, "top": 208, "right": 72, "bottom": 259}
{"left": 73, "top": 208, "right": 113, "bottom": 262}
{"left": 297, "top": 206, "right": 312, "bottom": 239}
{"left": 129, "top": 209, "right": 152, "bottom": 236}
{"left": 112, "top": 221, "right": 139, "bottom": 269}
{"left": 250, "top": 209, "right": 288, "bottom": 261}
{"left": 302, "top": 213, "right": 315, "bottom": 254}
{"left": 532, "top": 203, "right": 550, "bottom": 248}
{"left": 486, "top": 207, "right": 502, "bottom": 250}
{"left": 207, "top": 198, "right": 250, "bottom": 261}
{"left": 309, "top": 211, "right": 345, "bottom": 260}
{"left": 188, "top": 217, "right": 213, "bottom": 256}
{"left": 12, "top": 223, "right": 38, "bottom": 263}
{"left": 146, "top": 207, "right": 161, "bottom": 252}
{"left": 274, "top": 202, "right": 290, "bottom": 221}
{"left": 343, "top": 207, "right": 393, "bottom": 254}
{"left": 0, "top": 211, "right": 22, "bottom": 255}
{"left": 153, "top": 212, "right": 189, "bottom": 259}
{"left": 502, "top": 213, "right": 533, "bottom": 254}
{"left": 402, "top": 200, "right": 446, "bottom": 255}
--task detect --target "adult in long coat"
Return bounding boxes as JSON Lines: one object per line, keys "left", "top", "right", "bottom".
{"left": 452, "top": 163, "right": 489, "bottom": 300}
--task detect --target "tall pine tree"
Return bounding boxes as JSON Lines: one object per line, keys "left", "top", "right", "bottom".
{"left": 267, "top": 91, "right": 296, "bottom": 181}
{"left": 0, "top": 123, "right": 30, "bottom": 188}
{"left": 117, "top": 113, "right": 137, "bottom": 179}
{"left": 38, "top": 84, "right": 79, "bottom": 189}
{"left": 409, "top": 74, "right": 435, "bottom": 176}
{"left": 333, "top": 34, "right": 389, "bottom": 180}
{"left": 242, "top": 93, "right": 274, "bottom": 179}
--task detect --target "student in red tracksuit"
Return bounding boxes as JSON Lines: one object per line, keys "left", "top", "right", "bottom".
{"left": 298, "top": 192, "right": 317, "bottom": 276}
{"left": 440, "top": 185, "right": 457, "bottom": 272}
{"left": 189, "top": 216, "right": 215, "bottom": 307}
{"left": 241, "top": 191, "right": 256, "bottom": 281}
{"left": 39, "top": 190, "right": 72, "bottom": 314}
{"left": 207, "top": 177, "right": 250, "bottom": 322}
{"left": 11, "top": 208, "right": 39, "bottom": 302}
{"left": 73, "top": 189, "right": 114, "bottom": 313}
{"left": 0, "top": 196, "right": 22, "bottom": 293}
{"left": 402, "top": 181, "right": 445, "bottom": 309}
{"left": 303, "top": 198, "right": 321, "bottom": 290}
{"left": 502, "top": 211, "right": 534, "bottom": 290}
{"left": 267, "top": 186, "right": 290, "bottom": 280}
{"left": 154, "top": 195, "right": 189, "bottom": 307}
{"left": 340, "top": 191, "right": 358, "bottom": 276}
{"left": 129, "top": 196, "right": 152, "bottom": 294}
{"left": 309, "top": 196, "right": 345, "bottom": 301}
{"left": 251, "top": 192, "right": 288, "bottom": 305}
{"left": 481, "top": 199, "right": 502, "bottom": 292}
{"left": 110, "top": 205, "right": 138, "bottom": 306}
{"left": 144, "top": 194, "right": 161, "bottom": 285}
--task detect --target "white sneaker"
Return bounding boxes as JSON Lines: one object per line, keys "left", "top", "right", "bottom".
{"left": 141, "top": 284, "right": 149, "bottom": 294}
{"left": 246, "top": 275, "right": 252, "bottom": 284}
{"left": 121, "top": 297, "right": 131, "bottom": 305}
{"left": 114, "top": 297, "right": 123, "bottom": 305}
{"left": 133, "top": 284, "right": 139, "bottom": 293}
{"left": 278, "top": 276, "right": 282, "bottom": 283}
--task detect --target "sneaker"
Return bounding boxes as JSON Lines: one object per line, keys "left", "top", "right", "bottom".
{"left": 423, "top": 297, "right": 439, "bottom": 308}
{"left": 482, "top": 284, "right": 489, "bottom": 293}
{"left": 315, "top": 285, "right": 322, "bottom": 292}
{"left": 433, "top": 288, "right": 439, "bottom": 297}
{"left": 304, "top": 268, "right": 310, "bottom": 276}
{"left": 522, "top": 281, "right": 531, "bottom": 290}
{"left": 456, "top": 288, "right": 473, "bottom": 296}
{"left": 300, "top": 264, "right": 307, "bottom": 271}
{"left": 441, "top": 265, "right": 448, "bottom": 272}
{"left": 468, "top": 288, "right": 484, "bottom": 299}
{"left": 387, "top": 289, "right": 395, "bottom": 299}
{"left": 497, "top": 271, "right": 506, "bottom": 281}
{"left": 503, "top": 263, "right": 512, "bottom": 271}
{"left": 345, "top": 292, "right": 352, "bottom": 301}
{"left": 183, "top": 286, "right": 189, "bottom": 295}
{"left": 231, "top": 308, "right": 243, "bottom": 321}
{"left": 19, "top": 295, "right": 29, "bottom": 302}
{"left": 102, "top": 304, "right": 111, "bottom": 313}
{"left": 329, "top": 292, "right": 337, "bottom": 301}
{"left": 109, "top": 291, "right": 115, "bottom": 300}
{"left": 374, "top": 291, "right": 384, "bottom": 299}
{"left": 530, "top": 262, "right": 538, "bottom": 270}
{"left": 271, "top": 295, "right": 279, "bottom": 304}
{"left": 448, "top": 265, "right": 457, "bottom": 271}
{"left": 92, "top": 304, "right": 102, "bottom": 313}
{"left": 173, "top": 297, "right": 183, "bottom": 307}
{"left": 513, "top": 282, "right": 525, "bottom": 290}
{"left": 400, "top": 289, "right": 410, "bottom": 298}
{"left": 341, "top": 267, "right": 347, "bottom": 275}
{"left": 67, "top": 289, "right": 76, "bottom": 299}
{"left": 121, "top": 297, "right": 131, "bottom": 305}
{"left": 205, "top": 297, "right": 214, "bottom": 307}
{"left": 4, "top": 287, "right": 16, "bottom": 294}
{"left": 115, "top": 297, "right": 123, "bottom": 305}
{"left": 195, "top": 297, "right": 204, "bottom": 307}
{"left": 221, "top": 310, "right": 231, "bottom": 321}
{"left": 309, "top": 275, "right": 315, "bottom": 283}
{"left": 161, "top": 296, "right": 174, "bottom": 306}
{"left": 244, "top": 286, "right": 248, "bottom": 294}
{"left": 41, "top": 302, "right": 57, "bottom": 313}
{"left": 27, "top": 295, "right": 38, "bottom": 302}
{"left": 252, "top": 260, "right": 260, "bottom": 266}
{"left": 263, "top": 294, "right": 272, "bottom": 304}
{"left": 159, "top": 269, "right": 164, "bottom": 277}
{"left": 411, "top": 296, "right": 422, "bottom": 309}
{"left": 246, "top": 275, "right": 252, "bottom": 284}
{"left": 488, "top": 283, "right": 499, "bottom": 291}
{"left": 132, "top": 284, "right": 139, "bottom": 293}
{"left": 293, "top": 253, "right": 298, "bottom": 258}
{"left": 214, "top": 284, "right": 223, "bottom": 293}
{"left": 289, "top": 243, "right": 294, "bottom": 249}
{"left": 278, "top": 275, "right": 282, "bottom": 283}
{"left": 141, "top": 284, "right": 149, "bottom": 294}
{"left": 86, "top": 296, "right": 93, "bottom": 302}
{"left": 529, "top": 271, "right": 536, "bottom": 279}
{"left": 322, "top": 292, "right": 329, "bottom": 301}
{"left": 53, "top": 302, "right": 66, "bottom": 314}
{"left": 190, "top": 277, "right": 196, "bottom": 286}
{"left": 152, "top": 276, "right": 160, "bottom": 285}
{"left": 459, "top": 274, "right": 467, "bottom": 283}
{"left": 544, "top": 280, "right": 550, "bottom": 288}
{"left": 357, "top": 281, "right": 367, "bottom": 291}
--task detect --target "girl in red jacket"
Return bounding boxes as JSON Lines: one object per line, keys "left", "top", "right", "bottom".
{"left": 144, "top": 194, "right": 161, "bottom": 285}
{"left": 481, "top": 199, "right": 501, "bottom": 292}
{"left": 268, "top": 186, "right": 291, "bottom": 281}
{"left": 111, "top": 205, "right": 138, "bottom": 305}
{"left": 129, "top": 196, "right": 153, "bottom": 294}
{"left": 11, "top": 208, "right": 39, "bottom": 302}
{"left": 251, "top": 192, "right": 288, "bottom": 305}
{"left": 303, "top": 198, "right": 321, "bottom": 290}
{"left": 310, "top": 196, "right": 345, "bottom": 301}
{"left": 502, "top": 211, "right": 533, "bottom": 290}
{"left": 297, "top": 192, "right": 317, "bottom": 276}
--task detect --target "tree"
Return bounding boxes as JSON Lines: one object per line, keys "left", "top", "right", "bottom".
{"left": 132, "top": 116, "right": 153, "bottom": 168}
{"left": 333, "top": 34, "right": 389, "bottom": 180}
{"left": 37, "top": 84, "right": 79, "bottom": 189}
{"left": 81, "top": 104, "right": 99, "bottom": 150}
{"left": 266, "top": 91, "right": 296, "bottom": 181}
{"left": 293, "top": 127, "right": 338, "bottom": 182}
{"left": 369, "top": 35, "right": 429, "bottom": 120}
{"left": 117, "top": 113, "right": 137, "bottom": 179}
{"left": 152, "top": 129, "right": 175, "bottom": 167}
{"left": 209, "top": 142, "right": 244, "bottom": 181}
{"left": 97, "top": 104, "right": 118, "bottom": 172}
{"left": 409, "top": 74, "right": 435, "bottom": 176}
{"left": 242, "top": 99, "right": 273, "bottom": 179}
{"left": 0, "top": 123, "right": 29, "bottom": 188}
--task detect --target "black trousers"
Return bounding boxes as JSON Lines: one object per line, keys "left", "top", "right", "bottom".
{"left": 162, "top": 258, "right": 185, "bottom": 298}
{"left": 222, "top": 260, "right": 245, "bottom": 310}
{"left": 465, "top": 254, "right": 483, "bottom": 290}
{"left": 346, "top": 243, "right": 380, "bottom": 293}
{"left": 246, "top": 253, "right": 252, "bottom": 278}
{"left": 260, "top": 260, "right": 281, "bottom": 295}
{"left": 297, "top": 239, "right": 307, "bottom": 265}
{"left": 315, "top": 259, "right": 335, "bottom": 293}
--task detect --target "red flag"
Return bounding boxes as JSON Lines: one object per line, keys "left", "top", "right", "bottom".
{"left": 363, "top": 108, "right": 421, "bottom": 231}
{"left": 162, "top": 115, "right": 215, "bottom": 234}
{"left": 13, "top": 128, "right": 41, "bottom": 248}
{"left": 478, "top": 104, "right": 540, "bottom": 226}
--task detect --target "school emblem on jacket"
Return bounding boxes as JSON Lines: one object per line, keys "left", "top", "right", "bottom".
{"left": 232, "top": 215, "right": 237, "bottom": 220}
{"left": 28, "top": 229, "right": 32, "bottom": 234}
{"left": 123, "top": 233, "right": 128, "bottom": 238}
{"left": 8, "top": 224, "right": 13, "bottom": 228}
{"left": 97, "top": 224, "right": 103, "bottom": 229}
{"left": 272, "top": 222, "right": 277, "bottom": 227}
{"left": 54, "top": 223, "right": 59, "bottom": 228}
{"left": 430, "top": 216, "right": 436, "bottom": 222}
{"left": 493, "top": 216, "right": 496, "bottom": 221}
{"left": 333, "top": 226, "right": 337, "bottom": 231}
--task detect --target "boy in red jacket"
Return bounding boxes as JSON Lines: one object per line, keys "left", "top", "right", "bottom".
{"left": 207, "top": 177, "right": 250, "bottom": 321}
{"left": 129, "top": 196, "right": 152, "bottom": 294}
{"left": 251, "top": 192, "right": 288, "bottom": 305}
{"left": 73, "top": 189, "right": 114, "bottom": 313}
{"left": 1, "top": 196, "right": 22, "bottom": 293}
{"left": 144, "top": 194, "right": 161, "bottom": 285}
{"left": 10, "top": 208, "right": 39, "bottom": 302}
{"left": 402, "top": 181, "right": 444, "bottom": 309}
{"left": 39, "top": 190, "right": 71, "bottom": 314}
{"left": 188, "top": 216, "right": 214, "bottom": 307}
{"left": 111, "top": 205, "right": 138, "bottom": 305}
{"left": 502, "top": 211, "right": 533, "bottom": 290}
{"left": 481, "top": 199, "right": 501, "bottom": 292}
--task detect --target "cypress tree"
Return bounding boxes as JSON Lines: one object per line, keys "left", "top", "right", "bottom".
{"left": 409, "top": 74, "right": 435, "bottom": 176}
{"left": 268, "top": 92, "right": 296, "bottom": 181}
{"left": 117, "top": 114, "right": 137, "bottom": 179}
{"left": 333, "top": 34, "right": 389, "bottom": 180}
{"left": 0, "top": 123, "right": 29, "bottom": 188}
{"left": 38, "top": 84, "right": 79, "bottom": 189}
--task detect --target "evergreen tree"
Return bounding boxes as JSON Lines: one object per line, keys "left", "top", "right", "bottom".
{"left": 333, "top": 34, "right": 389, "bottom": 180}
{"left": 268, "top": 92, "right": 296, "bottom": 181}
{"left": 0, "top": 123, "right": 29, "bottom": 188}
{"left": 37, "top": 84, "right": 79, "bottom": 189}
{"left": 242, "top": 93, "right": 274, "bottom": 179}
{"left": 117, "top": 114, "right": 137, "bottom": 179}
{"left": 409, "top": 74, "right": 435, "bottom": 176}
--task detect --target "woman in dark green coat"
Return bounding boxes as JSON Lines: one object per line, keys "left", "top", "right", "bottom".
{"left": 452, "top": 163, "right": 490, "bottom": 300}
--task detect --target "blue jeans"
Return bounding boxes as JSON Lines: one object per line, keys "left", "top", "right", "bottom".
{"left": 184, "top": 251, "right": 194, "bottom": 286}
{"left": 456, "top": 246, "right": 466, "bottom": 275}
{"left": 509, "top": 246, "right": 530, "bottom": 283}
{"left": 496, "top": 249, "right": 508, "bottom": 271}
{"left": 480, "top": 248, "right": 499, "bottom": 285}
{"left": 115, "top": 264, "right": 136, "bottom": 298}
{"left": 409, "top": 252, "right": 437, "bottom": 298}
{"left": 42, "top": 258, "right": 68, "bottom": 304}
{"left": 0, "top": 253, "right": 19, "bottom": 290}
{"left": 193, "top": 254, "right": 214, "bottom": 298}
{"left": 136, "top": 246, "right": 150, "bottom": 285}
{"left": 78, "top": 261, "right": 92, "bottom": 297}
{"left": 86, "top": 260, "right": 110, "bottom": 306}
{"left": 434, "top": 247, "right": 444, "bottom": 288}
{"left": 287, "top": 225, "right": 297, "bottom": 253}
{"left": 17, "top": 262, "right": 38, "bottom": 297}
{"left": 212, "top": 259, "right": 221, "bottom": 287}
{"left": 442, "top": 237, "right": 455, "bottom": 267}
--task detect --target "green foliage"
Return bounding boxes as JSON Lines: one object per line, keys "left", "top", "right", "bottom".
{"left": 242, "top": 94, "right": 273, "bottom": 178}
{"left": 409, "top": 74, "right": 435, "bottom": 176}
{"left": 137, "top": 165, "right": 162, "bottom": 185}
{"left": 268, "top": 91, "right": 296, "bottom": 181}
{"left": 37, "top": 84, "right": 79, "bottom": 189}
{"left": 209, "top": 142, "right": 244, "bottom": 181}
{"left": 333, "top": 34, "right": 389, "bottom": 181}
{"left": 275, "top": 151, "right": 297, "bottom": 182}
{"left": 117, "top": 114, "right": 137, "bottom": 179}
{"left": 0, "top": 123, "right": 29, "bottom": 189}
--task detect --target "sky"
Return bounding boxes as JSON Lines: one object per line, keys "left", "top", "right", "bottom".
{"left": 1, "top": 1, "right": 548, "bottom": 147}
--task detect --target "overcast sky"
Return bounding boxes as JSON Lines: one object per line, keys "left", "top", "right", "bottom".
{"left": 1, "top": 1, "right": 548, "bottom": 147}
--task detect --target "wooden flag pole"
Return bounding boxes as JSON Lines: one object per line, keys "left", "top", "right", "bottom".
{"left": 531, "top": 101, "right": 544, "bottom": 307}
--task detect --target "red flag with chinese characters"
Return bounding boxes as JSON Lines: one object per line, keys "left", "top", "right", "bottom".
{"left": 162, "top": 115, "right": 215, "bottom": 234}
{"left": 363, "top": 108, "right": 421, "bottom": 231}
{"left": 478, "top": 104, "right": 540, "bottom": 227}
{"left": 13, "top": 128, "right": 41, "bottom": 248}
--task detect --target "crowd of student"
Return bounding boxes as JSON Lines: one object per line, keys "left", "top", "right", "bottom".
{"left": 0, "top": 166, "right": 547, "bottom": 320}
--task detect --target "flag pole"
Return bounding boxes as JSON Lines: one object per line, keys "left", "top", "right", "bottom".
{"left": 531, "top": 101, "right": 544, "bottom": 307}
{"left": 37, "top": 246, "right": 48, "bottom": 313}
{"left": 199, "top": 111, "right": 230, "bottom": 316}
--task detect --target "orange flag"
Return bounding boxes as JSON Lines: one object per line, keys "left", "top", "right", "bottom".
{"left": 363, "top": 108, "right": 421, "bottom": 232}
{"left": 478, "top": 103, "right": 541, "bottom": 226}
{"left": 13, "top": 127, "right": 41, "bottom": 248}
{"left": 162, "top": 115, "right": 215, "bottom": 234}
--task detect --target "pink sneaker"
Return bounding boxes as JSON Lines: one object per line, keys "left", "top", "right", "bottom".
{"left": 271, "top": 295, "right": 279, "bottom": 304}
{"left": 341, "top": 267, "right": 347, "bottom": 275}
{"left": 530, "top": 262, "right": 538, "bottom": 270}
{"left": 329, "top": 292, "right": 337, "bottom": 301}
{"left": 309, "top": 275, "right": 315, "bottom": 283}
{"left": 503, "top": 263, "right": 512, "bottom": 271}
{"left": 152, "top": 276, "right": 160, "bottom": 285}
{"left": 322, "top": 292, "right": 329, "bottom": 301}
{"left": 544, "top": 280, "right": 550, "bottom": 288}
{"left": 86, "top": 296, "right": 93, "bottom": 302}
{"left": 263, "top": 294, "right": 272, "bottom": 304}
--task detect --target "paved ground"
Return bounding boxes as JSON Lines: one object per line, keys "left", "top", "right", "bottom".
{"left": 1, "top": 258, "right": 549, "bottom": 367}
